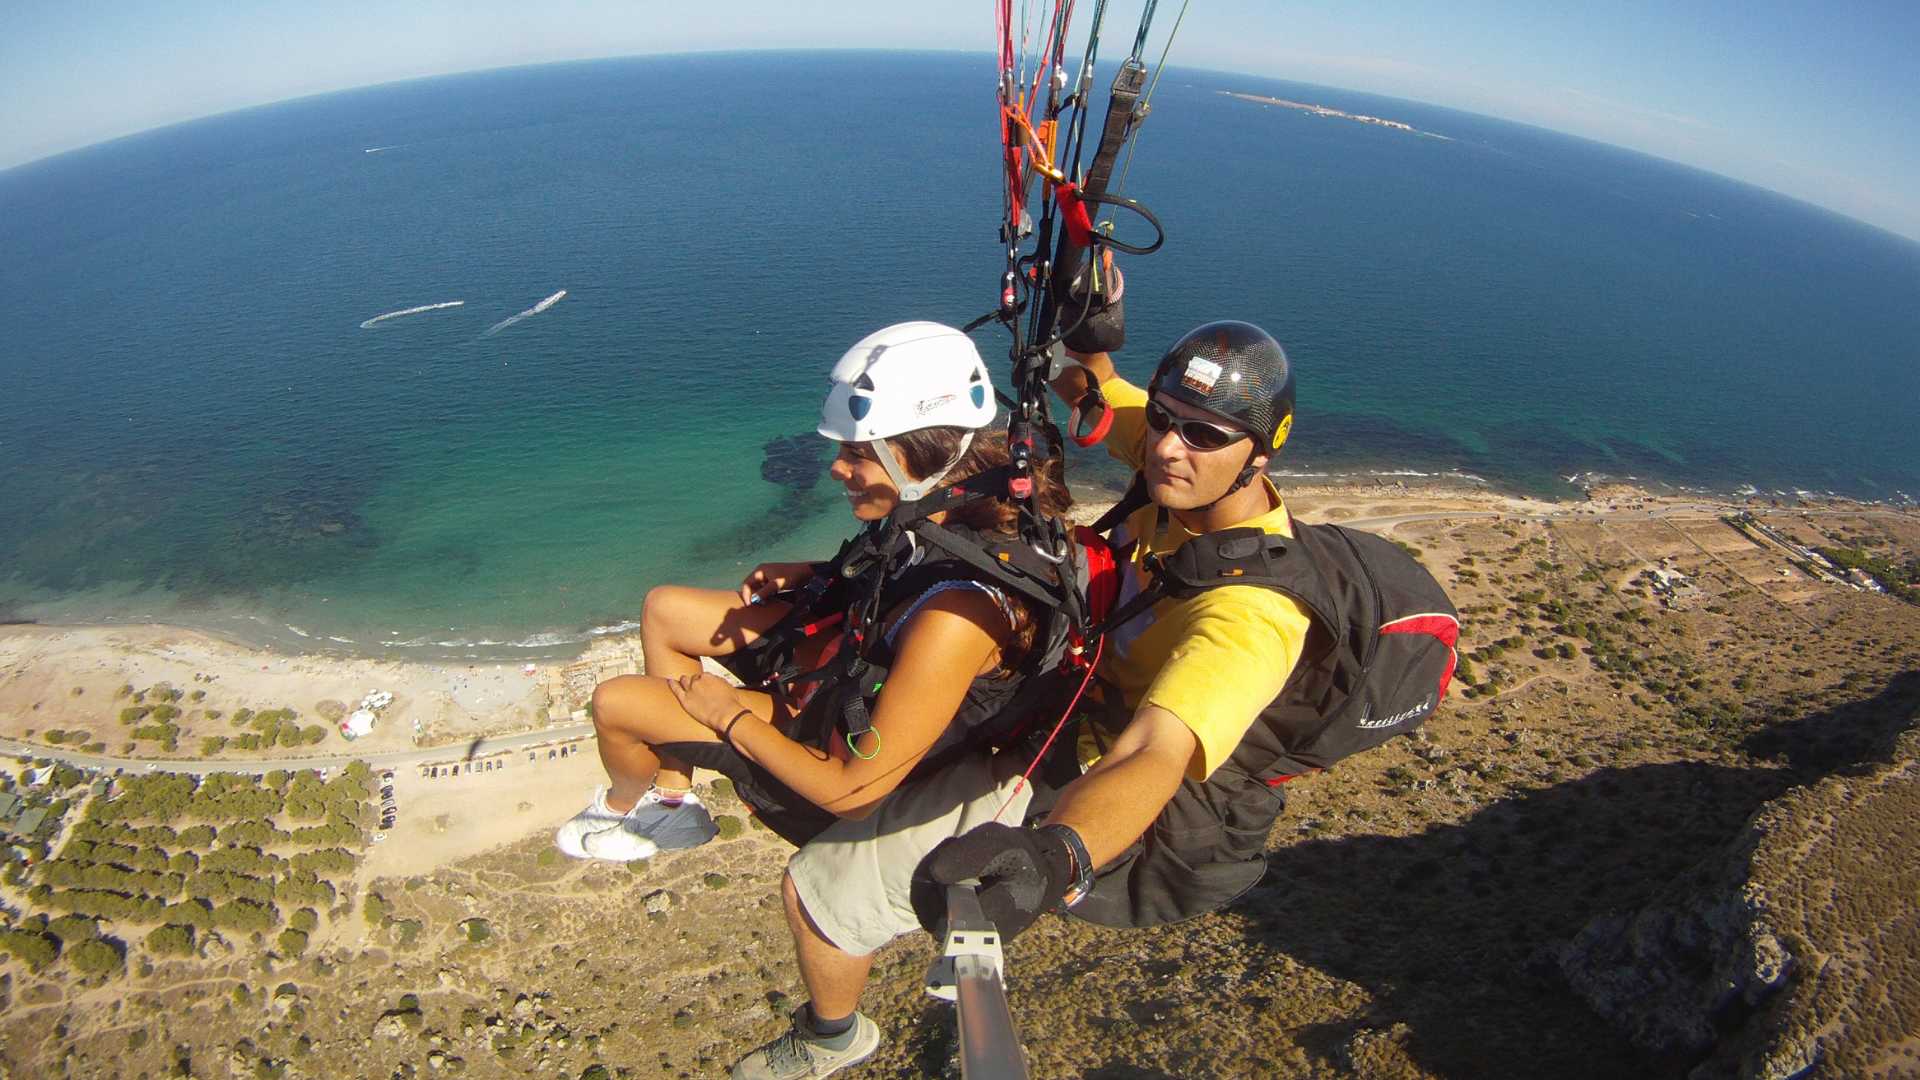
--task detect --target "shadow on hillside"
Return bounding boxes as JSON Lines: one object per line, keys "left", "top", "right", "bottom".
{"left": 1742, "top": 669, "right": 1920, "bottom": 776}
{"left": 1226, "top": 669, "right": 1920, "bottom": 1079}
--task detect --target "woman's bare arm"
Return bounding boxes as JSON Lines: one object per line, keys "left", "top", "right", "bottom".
{"left": 675, "top": 587, "right": 1009, "bottom": 817}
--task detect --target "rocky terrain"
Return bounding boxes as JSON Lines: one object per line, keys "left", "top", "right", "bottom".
{"left": 2, "top": 491, "right": 1916, "bottom": 1078}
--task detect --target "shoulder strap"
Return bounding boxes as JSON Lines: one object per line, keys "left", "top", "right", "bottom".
{"left": 1089, "top": 471, "right": 1151, "bottom": 536}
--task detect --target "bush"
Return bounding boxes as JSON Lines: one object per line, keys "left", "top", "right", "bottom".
{"left": 363, "top": 892, "right": 391, "bottom": 926}
{"left": 47, "top": 914, "right": 101, "bottom": 943}
{"left": 713, "top": 815, "right": 743, "bottom": 840}
{"left": 67, "top": 937, "right": 126, "bottom": 979}
{"left": 289, "top": 908, "right": 318, "bottom": 933}
{"left": 463, "top": 918, "right": 491, "bottom": 943}
{"left": 391, "top": 919, "right": 423, "bottom": 947}
{"left": 275, "top": 928, "right": 308, "bottom": 956}
{"left": 0, "top": 928, "right": 61, "bottom": 970}
{"left": 200, "top": 736, "right": 229, "bottom": 756}
{"left": 147, "top": 924, "right": 196, "bottom": 957}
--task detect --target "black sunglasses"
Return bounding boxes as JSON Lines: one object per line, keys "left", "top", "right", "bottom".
{"left": 1145, "top": 399, "right": 1248, "bottom": 451}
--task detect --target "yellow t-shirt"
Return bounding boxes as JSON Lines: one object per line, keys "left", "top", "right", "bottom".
{"left": 1081, "top": 377, "right": 1313, "bottom": 781}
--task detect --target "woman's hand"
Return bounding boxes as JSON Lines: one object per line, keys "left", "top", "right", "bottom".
{"left": 666, "top": 672, "right": 747, "bottom": 731}
{"left": 739, "top": 561, "right": 818, "bottom": 606}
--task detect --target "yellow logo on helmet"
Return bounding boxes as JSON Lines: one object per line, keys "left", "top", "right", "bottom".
{"left": 1271, "top": 413, "right": 1293, "bottom": 450}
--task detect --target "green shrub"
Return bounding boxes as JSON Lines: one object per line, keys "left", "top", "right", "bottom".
{"left": 289, "top": 908, "right": 318, "bottom": 933}
{"left": 0, "top": 928, "right": 60, "bottom": 970}
{"left": 713, "top": 815, "right": 744, "bottom": 840}
{"left": 146, "top": 924, "right": 196, "bottom": 957}
{"left": 275, "top": 928, "right": 308, "bottom": 956}
{"left": 67, "top": 937, "right": 125, "bottom": 979}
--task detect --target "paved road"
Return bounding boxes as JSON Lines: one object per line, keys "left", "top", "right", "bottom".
{"left": 1, "top": 722, "right": 595, "bottom": 777}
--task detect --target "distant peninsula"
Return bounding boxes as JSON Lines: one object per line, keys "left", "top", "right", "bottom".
{"left": 1222, "top": 91, "right": 1452, "bottom": 140}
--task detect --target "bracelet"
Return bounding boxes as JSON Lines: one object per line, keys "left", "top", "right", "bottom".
{"left": 722, "top": 709, "right": 753, "bottom": 746}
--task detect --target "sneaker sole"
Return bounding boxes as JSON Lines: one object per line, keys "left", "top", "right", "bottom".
{"left": 816, "top": 1019, "right": 882, "bottom": 1077}
{"left": 579, "top": 833, "right": 660, "bottom": 861}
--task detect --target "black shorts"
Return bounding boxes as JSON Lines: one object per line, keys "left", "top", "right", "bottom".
{"left": 658, "top": 739, "right": 838, "bottom": 848}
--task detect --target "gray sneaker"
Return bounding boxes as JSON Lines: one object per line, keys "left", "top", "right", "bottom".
{"left": 731, "top": 1010, "right": 881, "bottom": 1080}
{"left": 581, "top": 790, "right": 718, "bottom": 860}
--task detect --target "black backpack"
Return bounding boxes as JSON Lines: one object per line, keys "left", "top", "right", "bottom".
{"left": 1062, "top": 482, "right": 1460, "bottom": 928}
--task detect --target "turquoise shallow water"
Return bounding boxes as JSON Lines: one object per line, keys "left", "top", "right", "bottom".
{"left": 2, "top": 52, "right": 1916, "bottom": 658}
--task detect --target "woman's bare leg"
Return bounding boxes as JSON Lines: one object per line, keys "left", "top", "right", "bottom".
{"left": 631, "top": 584, "right": 818, "bottom": 799}
{"left": 590, "top": 674, "right": 775, "bottom": 810}
{"left": 640, "top": 583, "right": 790, "bottom": 680}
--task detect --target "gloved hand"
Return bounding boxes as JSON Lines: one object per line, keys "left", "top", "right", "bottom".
{"left": 1053, "top": 247, "right": 1125, "bottom": 355}
{"left": 911, "top": 822, "right": 1075, "bottom": 943}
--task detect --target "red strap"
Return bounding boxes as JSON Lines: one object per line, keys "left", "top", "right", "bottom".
{"left": 1069, "top": 399, "right": 1114, "bottom": 447}
{"left": 1055, "top": 181, "right": 1095, "bottom": 248}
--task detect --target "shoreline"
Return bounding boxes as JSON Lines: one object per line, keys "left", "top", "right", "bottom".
{"left": 3, "top": 479, "right": 1913, "bottom": 677}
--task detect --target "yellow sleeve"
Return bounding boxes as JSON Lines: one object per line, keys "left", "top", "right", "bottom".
{"left": 1138, "top": 587, "right": 1312, "bottom": 781}
{"left": 1098, "top": 376, "right": 1149, "bottom": 471}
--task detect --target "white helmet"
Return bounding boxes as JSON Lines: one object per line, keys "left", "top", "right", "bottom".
{"left": 817, "top": 321, "right": 998, "bottom": 501}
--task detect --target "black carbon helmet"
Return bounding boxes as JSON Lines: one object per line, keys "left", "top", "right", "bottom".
{"left": 1147, "top": 321, "right": 1295, "bottom": 452}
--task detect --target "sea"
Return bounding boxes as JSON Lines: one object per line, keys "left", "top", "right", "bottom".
{"left": 2, "top": 52, "right": 1917, "bottom": 660}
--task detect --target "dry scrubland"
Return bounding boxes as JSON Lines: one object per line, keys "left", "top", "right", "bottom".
{"left": 1, "top": 493, "right": 1917, "bottom": 1078}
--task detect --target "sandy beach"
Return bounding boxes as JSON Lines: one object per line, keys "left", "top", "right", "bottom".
{"left": 0, "top": 479, "right": 1731, "bottom": 764}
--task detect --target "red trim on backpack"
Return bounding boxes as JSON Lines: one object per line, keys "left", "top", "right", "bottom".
{"left": 1378, "top": 612, "right": 1461, "bottom": 702}
{"left": 1073, "top": 525, "right": 1122, "bottom": 625}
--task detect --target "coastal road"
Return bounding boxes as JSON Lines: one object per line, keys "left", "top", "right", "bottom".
{"left": 1, "top": 722, "right": 595, "bottom": 777}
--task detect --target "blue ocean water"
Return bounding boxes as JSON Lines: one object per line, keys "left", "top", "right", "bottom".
{"left": 2, "top": 52, "right": 1916, "bottom": 658}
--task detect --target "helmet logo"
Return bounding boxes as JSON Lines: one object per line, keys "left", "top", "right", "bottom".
{"left": 1181, "top": 356, "right": 1222, "bottom": 394}
{"left": 913, "top": 393, "right": 957, "bottom": 417}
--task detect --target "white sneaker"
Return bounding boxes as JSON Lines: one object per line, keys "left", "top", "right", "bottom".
{"left": 583, "top": 789, "right": 718, "bottom": 860}
{"left": 553, "top": 787, "right": 660, "bottom": 860}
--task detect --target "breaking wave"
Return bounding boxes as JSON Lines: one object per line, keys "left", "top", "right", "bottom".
{"left": 483, "top": 289, "right": 567, "bottom": 337}
{"left": 359, "top": 300, "right": 464, "bottom": 329}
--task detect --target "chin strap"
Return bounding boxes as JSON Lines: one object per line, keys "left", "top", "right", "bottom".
{"left": 872, "top": 431, "right": 976, "bottom": 503}
{"left": 1188, "top": 444, "right": 1263, "bottom": 514}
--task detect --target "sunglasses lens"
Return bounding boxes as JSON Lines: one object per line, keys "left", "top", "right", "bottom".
{"left": 1181, "top": 422, "right": 1235, "bottom": 451}
{"left": 1148, "top": 400, "right": 1239, "bottom": 450}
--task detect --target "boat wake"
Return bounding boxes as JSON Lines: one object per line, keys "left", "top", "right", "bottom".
{"left": 359, "top": 300, "right": 464, "bottom": 329}
{"left": 483, "top": 289, "right": 567, "bottom": 337}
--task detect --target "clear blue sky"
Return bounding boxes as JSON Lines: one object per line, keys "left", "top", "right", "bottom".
{"left": 4, "top": 1, "right": 1917, "bottom": 240}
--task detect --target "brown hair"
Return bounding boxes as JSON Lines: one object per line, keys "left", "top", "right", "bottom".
{"left": 887, "top": 426, "right": 1074, "bottom": 533}
{"left": 885, "top": 425, "right": 1073, "bottom": 664}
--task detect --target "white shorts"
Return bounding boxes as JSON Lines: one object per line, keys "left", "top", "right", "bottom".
{"left": 787, "top": 752, "right": 1035, "bottom": 956}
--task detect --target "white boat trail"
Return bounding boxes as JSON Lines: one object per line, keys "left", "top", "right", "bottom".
{"left": 364, "top": 145, "right": 400, "bottom": 154}
{"left": 483, "top": 289, "right": 567, "bottom": 337}
{"left": 359, "top": 300, "right": 465, "bottom": 329}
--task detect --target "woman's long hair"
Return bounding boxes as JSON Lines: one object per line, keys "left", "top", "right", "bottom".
{"left": 883, "top": 425, "right": 1073, "bottom": 662}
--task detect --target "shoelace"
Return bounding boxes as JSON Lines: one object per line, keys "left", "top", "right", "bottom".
{"left": 766, "top": 1028, "right": 817, "bottom": 1073}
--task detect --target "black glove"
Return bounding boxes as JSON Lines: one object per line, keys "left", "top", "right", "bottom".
{"left": 1053, "top": 248, "right": 1125, "bottom": 355}
{"left": 911, "top": 822, "right": 1075, "bottom": 944}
